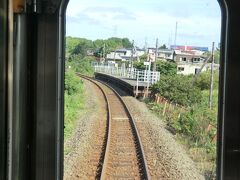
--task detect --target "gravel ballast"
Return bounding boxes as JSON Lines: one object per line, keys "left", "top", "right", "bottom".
{"left": 123, "top": 96, "right": 204, "bottom": 180}
{"left": 64, "top": 77, "right": 204, "bottom": 179}
{"left": 64, "top": 79, "right": 107, "bottom": 179}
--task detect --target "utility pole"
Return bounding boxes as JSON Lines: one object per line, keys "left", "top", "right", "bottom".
{"left": 144, "top": 37, "right": 148, "bottom": 53}
{"left": 209, "top": 42, "right": 215, "bottom": 109}
{"left": 174, "top": 21, "right": 178, "bottom": 47}
{"left": 131, "top": 40, "right": 135, "bottom": 70}
{"left": 146, "top": 49, "right": 151, "bottom": 97}
{"left": 102, "top": 43, "right": 105, "bottom": 61}
{"left": 168, "top": 35, "right": 171, "bottom": 48}
{"left": 113, "top": 49, "right": 116, "bottom": 62}
{"left": 153, "top": 38, "right": 158, "bottom": 71}
{"left": 113, "top": 25, "right": 117, "bottom": 63}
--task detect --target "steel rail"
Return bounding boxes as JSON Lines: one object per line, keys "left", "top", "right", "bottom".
{"left": 77, "top": 73, "right": 150, "bottom": 179}
{"left": 76, "top": 73, "right": 110, "bottom": 178}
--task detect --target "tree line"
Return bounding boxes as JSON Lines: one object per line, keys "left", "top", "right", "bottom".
{"left": 66, "top": 36, "right": 133, "bottom": 59}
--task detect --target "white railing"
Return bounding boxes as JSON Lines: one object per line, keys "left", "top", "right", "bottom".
{"left": 93, "top": 63, "right": 160, "bottom": 85}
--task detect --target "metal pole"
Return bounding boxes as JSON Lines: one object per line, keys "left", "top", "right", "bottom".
{"left": 174, "top": 21, "right": 178, "bottom": 46}
{"left": 123, "top": 63, "right": 125, "bottom": 77}
{"left": 153, "top": 38, "right": 158, "bottom": 71}
{"left": 146, "top": 56, "right": 151, "bottom": 97}
{"left": 209, "top": 42, "right": 215, "bottom": 109}
{"left": 131, "top": 40, "right": 134, "bottom": 72}
{"left": 103, "top": 43, "right": 105, "bottom": 61}
{"left": 113, "top": 48, "right": 116, "bottom": 62}
{"left": 136, "top": 71, "right": 139, "bottom": 98}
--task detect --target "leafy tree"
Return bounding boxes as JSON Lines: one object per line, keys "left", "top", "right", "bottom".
{"left": 122, "top": 38, "right": 133, "bottom": 48}
{"left": 203, "top": 50, "right": 220, "bottom": 64}
{"left": 133, "top": 61, "right": 146, "bottom": 70}
{"left": 155, "top": 61, "right": 177, "bottom": 76}
{"left": 66, "top": 36, "right": 133, "bottom": 59}
{"left": 133, "top": 59, "right": 177, "bottom": 76}
{"left": 151, "top": 74, "right": 202, "bottom": 106}
{"left": 71, "top": 43, "right": 87, "bottom": 57}
{"left": 139, "top": 54, "right": 148, "bottom": 61}
{"left": 66, "top": 37, "right": 94, "bottom": 58}
{"left": 65, "top": 70, "right": 83, "bottom": 95}
{"left": 93, "top": 39, "right": 105, "bottom": 49}
{"left": 133, "top": 54, "right": 148, "bottom": 70}
{"left": 159, "top": 44, "right": 167, "bottom": 49}
{"left": 194, "top": 71, "right": 219, "bottom": 90}
{"left": 67, "top": 56, "right": 95, "bottom": 76}
{"left": 94, "top": 47, "right": 104, "bottom": 58}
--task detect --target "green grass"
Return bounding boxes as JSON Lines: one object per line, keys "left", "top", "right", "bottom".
{"left": 64, "top": 70, "right": 85, "bottom": 139}
{"left": 64, "top": 91, "right": 85, "bottom": 139}
{"left": 146, "top": 88, "right": 219, "bottom": 177}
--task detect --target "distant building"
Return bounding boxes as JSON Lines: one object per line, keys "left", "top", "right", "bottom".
{"left": 177, "top": 63, "right": 219, "bottom": 75}
{"left": 106, "top": 52, "right": 123, "bottom": 61}
{"left": 174, "top": 50, "right": 220, "bottom": 75}
{"left": 86, "top": 49, "right": 94, "bottom": 56}
{"left": 106, "top": 48, "right": 145, "bottom": 62}
{"left": 158, "top": 49, "right": 175, "bottom": 60}
{"left": 174, "top": 50, "right": 206, "bottom": 64}
{"left": 147, "top": 48, "right": 156, "bottom": 61}
{"left": 147, "top": 48, "right": 174, "bottom": 61}
{"left": 135, "top": 48, "right": 145, "bottom": 57}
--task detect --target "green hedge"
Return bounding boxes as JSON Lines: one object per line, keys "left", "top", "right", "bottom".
{"left": 67, "top": 56, "right": 94, "bottom": 76}
{"left": 64, "top": 70, "right": 84, "bottom": 138}
{"left": 147, "top": 71, "right": 219, "bottom": 176}
{"left": 151, "top": 74, "right": 202, "bottom": 106}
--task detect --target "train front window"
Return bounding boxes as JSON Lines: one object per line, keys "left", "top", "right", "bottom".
{"left": 64, "top": 0, "right": 221, "bottom": 179}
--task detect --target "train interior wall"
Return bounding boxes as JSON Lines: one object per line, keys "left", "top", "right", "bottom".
{"left": 1, "top": 0, "right": 240, "bottom": 179}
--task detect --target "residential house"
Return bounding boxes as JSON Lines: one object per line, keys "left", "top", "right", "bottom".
{"left": 86, "top": 49, "right": 94, "bottom": 56}
{"left": 147, "top": 48, "right": 174, "bottom": 61}
{"left": 174, "top": 50, "right": 206, "bottom": 64}
{"left": 174, "top": 50, "right": 219, "bottom": 75}
{"left": 106, "top": 48, "right": 145, "bottom": 62}
{"left": 158, "top": 49, "right": 174, "bottom": 60}
{"left": 177, "top": 63, "right": 220, "bottom": 75}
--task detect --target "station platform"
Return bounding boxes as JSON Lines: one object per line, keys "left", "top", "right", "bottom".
{"left": 94, "top": 72, "right": 150, "bottom": 97}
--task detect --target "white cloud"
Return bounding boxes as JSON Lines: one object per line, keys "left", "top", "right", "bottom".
{"left": 66, "top": 0, "right": 221, "bottom": 47}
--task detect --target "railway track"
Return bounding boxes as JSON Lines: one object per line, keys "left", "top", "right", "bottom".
{"left": 78, "top": 74, "right": 150, "bottom": 179}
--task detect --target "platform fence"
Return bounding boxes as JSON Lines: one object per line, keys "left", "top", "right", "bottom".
{"left": 93, "top": 64, "right": 160, "bottom": 85}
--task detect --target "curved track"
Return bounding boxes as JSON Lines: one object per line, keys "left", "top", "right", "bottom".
{"left": 77, "top": 74, "right": 150, "bottom": 180}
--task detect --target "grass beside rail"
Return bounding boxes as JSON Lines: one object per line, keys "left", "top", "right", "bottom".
{"left": 64, "top": 70, "right": 85, "bottom": 139}
{"left": 145, "top": 89, "right": 218, "bottom": 179}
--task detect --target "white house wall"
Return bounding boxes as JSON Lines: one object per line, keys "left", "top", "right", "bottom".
{"left": 177, "top": 63, "right": 209, "bottom": 75}
{"left": 177, "top": 63, "right": 219, "bottom": 75}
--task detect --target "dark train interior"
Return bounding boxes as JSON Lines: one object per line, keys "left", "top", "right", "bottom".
{"left": 1, "top": 0, "right": 240, "bottom": 179}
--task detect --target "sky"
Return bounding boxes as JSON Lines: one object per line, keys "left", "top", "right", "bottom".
{"left": 66, "top": 0, "right": 221, "bottom": 49}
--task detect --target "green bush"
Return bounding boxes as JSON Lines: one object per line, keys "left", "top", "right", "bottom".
{"left": 64, "top": 70, "right": 84, "bottom": 138}
{"left": 147, "top": 72, "right": 219, "bottom": 176}
{"left": 155, "top": 61, "right": 177, "bottom": 76}
{"left": 176, "top": 104, "right": 217, "bottom": 154}
{"left": 65, "top": 70, "right": 83, "bottom": 95}
{"left": 133, "top": 61, "right": 146, "bottom": 70}
{"left": 67, "top": 56, "right": 94, "bottom": 76}
{"left": 151, "top": 74, "right": 202, "bottom": 106}
{"left": 133, "top": 59, "right": 177, "bottom": 75}
{"left": 66, "top": 36, "right": 133, "bottom": 59}
{"left": 194, "top": 71, "right": 219, "bottom": 90}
